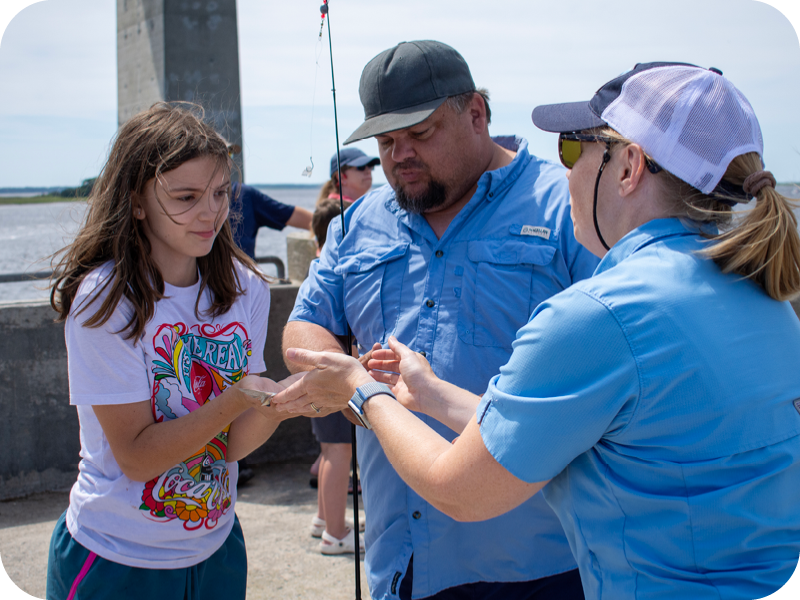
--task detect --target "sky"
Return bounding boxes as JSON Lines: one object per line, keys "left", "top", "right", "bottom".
{"left": 0, "top": 0, "right": 798, "bottom": 189}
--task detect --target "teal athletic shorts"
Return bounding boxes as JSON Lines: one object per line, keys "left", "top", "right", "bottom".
{"left": 46, "top": 511, "right": 247, "bottom": 600}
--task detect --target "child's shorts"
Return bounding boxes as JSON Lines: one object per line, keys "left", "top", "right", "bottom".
{"left": 46, "top": 511, "right": 247, "bottom": 600}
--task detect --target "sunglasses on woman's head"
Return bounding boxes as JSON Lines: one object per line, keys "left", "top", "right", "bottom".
{"left": 558, "top": 133, "right": 662, "bottom": 174}
{"left": 354, "top": 165, "right": 373, "bottom": 172}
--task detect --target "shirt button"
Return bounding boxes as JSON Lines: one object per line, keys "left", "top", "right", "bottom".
{"left": 419, "top": 350, "right": 426, "bottom": 357}
{"left": 435, "top": 250, "right": 443, "bottom": 258}
{"left": 426, "top": 299, "right": 435, "bottom": 308}
{"left": 412, "top": 511, "right": 421, "bottom": 520}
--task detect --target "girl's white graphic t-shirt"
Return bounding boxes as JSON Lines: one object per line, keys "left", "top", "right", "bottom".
{"left": 65, "top": 261, "right": 270, "bottom": 568}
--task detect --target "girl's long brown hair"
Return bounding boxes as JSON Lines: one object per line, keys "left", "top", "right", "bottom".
{"left": 51, "top": 102, "right": 269, "bottom": 340}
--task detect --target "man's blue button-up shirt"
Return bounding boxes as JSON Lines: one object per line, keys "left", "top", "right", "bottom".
{"left": 290, "top": 137, "right": 599, "bottom": 599}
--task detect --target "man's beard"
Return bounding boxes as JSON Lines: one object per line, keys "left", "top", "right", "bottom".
{"left": 394, "top": 179, "right": 448, "bottom": 214}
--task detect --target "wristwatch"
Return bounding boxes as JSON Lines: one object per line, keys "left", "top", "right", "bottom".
{"left": 348, "top": 382, "right": 396, "bottom": 430}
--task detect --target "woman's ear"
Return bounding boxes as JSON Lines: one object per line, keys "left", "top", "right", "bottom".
{"left": 618, "top": 144, "right": 648, "bottom": 198}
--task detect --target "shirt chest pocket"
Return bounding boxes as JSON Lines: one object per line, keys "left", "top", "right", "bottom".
{"left": 335, "top": 243, "right": 409, "bottom": 346}
{"left": 458, "top": 240, "right": 556, "bottom": 349}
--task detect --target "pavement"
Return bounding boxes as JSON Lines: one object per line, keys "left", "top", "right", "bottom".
{"left": 0, "top": 463, "right": 369, "bottom": 599}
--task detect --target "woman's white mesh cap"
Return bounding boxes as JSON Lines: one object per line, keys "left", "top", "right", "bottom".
{"left": 532, "top": 62, "right": 764, "bottom": 195}
{"left": 601, "top": 65, "right": 763, "bottom": 194}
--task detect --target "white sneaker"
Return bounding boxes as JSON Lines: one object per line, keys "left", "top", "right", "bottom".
{"left": 310, "top": 516, "right": 326, "bottom": 538}
{"left": 310, "top": 515, "right": 365, "bottom": 538}
{"left": 319, "top": 528, "right": 366, "bottom": 555}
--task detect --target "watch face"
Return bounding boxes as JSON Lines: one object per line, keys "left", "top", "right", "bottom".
{"left": 347, "top": 398, "right": 372, "bottom": 430}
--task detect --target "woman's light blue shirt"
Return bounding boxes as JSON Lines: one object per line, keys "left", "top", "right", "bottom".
{"left": 478, "top": 218, "right": 800, "bottom": 600}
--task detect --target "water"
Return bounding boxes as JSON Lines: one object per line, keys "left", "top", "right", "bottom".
{"left": 1, "top": 184, "right": 799, "bottom": 304}
{"left": 0, "top": 185, "right": 320, "bottom": 303}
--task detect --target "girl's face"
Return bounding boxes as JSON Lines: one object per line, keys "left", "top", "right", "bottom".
{"left": 135, "top": 155, "right": 230, "bottom": 286}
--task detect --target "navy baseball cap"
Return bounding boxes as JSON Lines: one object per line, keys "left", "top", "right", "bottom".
{"left": 344, "top": 40, "right": 476, "bottom": 145}
{"left": 330, "top": 148, "right": 380, "bottom": 178}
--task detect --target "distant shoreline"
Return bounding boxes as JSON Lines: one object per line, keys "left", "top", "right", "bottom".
{"left": 0, "top": 195, "right": 86, "bottom": 205}
{"left": 1, "top": 182, "right": 797, "bottom": 206}
{"left": 0, "top": 183, "right": 324, "bottom": 205}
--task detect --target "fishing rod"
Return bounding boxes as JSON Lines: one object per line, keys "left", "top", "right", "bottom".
{"left": 319, "top": 2, "right": 363, "bottom": 597}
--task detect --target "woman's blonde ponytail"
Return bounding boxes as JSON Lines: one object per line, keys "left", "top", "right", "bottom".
{"left": 701, "top": 153, "right": 800, "bottom": 301}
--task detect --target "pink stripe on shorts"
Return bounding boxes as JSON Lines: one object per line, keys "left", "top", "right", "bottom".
{"left": 66, "top": 551, "right": 97, "bottom": 600}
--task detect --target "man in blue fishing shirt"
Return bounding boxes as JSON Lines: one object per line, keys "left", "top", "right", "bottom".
{"left": 283, "top": 40, "right": 598, "bottom": 600}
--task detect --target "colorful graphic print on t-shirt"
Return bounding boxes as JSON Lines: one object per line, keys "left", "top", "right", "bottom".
{"left": 139, "top": 321, "right": 253, "bottom": 530}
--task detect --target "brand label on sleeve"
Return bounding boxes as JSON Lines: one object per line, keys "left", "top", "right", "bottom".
{"left": 794, "top": 399, "right": 800, "bottom": 415}
{"left": 520, "top": 225, "right": 551, "bottom": 240}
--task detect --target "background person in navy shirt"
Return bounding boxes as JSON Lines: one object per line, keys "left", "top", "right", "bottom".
{"left": 229, "top": 182, "right": 312, "bottom": 260}
{"left": 275, "top": 62, "right": 800, "bottom": 600}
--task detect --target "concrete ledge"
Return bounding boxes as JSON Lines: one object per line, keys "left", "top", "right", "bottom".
{"left": 0, "top": 283, "right": 316, "bottom": 501}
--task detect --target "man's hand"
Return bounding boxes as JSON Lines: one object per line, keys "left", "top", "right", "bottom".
{"left": 272, "top": 349, "right": 375, "bottom": 414}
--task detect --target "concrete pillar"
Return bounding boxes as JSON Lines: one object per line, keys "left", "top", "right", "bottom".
{"left": 117, "top": 0, "right": 245, "bottom": 178}
{"left": 286, "top": 232, "right": 317, "bottom": 283}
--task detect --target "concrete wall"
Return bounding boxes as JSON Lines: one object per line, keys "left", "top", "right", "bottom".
{"left": 117, "top": 0, "right": 245, "bottom": 177}
{"left": 0, "top": 283, "right": 316, "bottom": 501}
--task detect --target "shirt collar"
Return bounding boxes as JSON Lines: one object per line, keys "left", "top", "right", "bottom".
{"left": 595, "top": 218, "right": 701, "bottom": 275}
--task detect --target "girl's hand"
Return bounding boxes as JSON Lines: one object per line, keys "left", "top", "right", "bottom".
{"left": 368, "top": 336, "right": 438, "bottom": 413}
{"left": 272, "top": 349, "right": 374, "bottom": 413}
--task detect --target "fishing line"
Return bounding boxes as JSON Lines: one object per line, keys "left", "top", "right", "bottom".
{"left": 300, "top": 11, "right": 326, "bottom": 177}
{"left": 319, "top": 2, "right": 363, "bottom": 597}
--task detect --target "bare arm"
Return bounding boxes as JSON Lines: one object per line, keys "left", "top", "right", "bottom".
{"left": 93, "top": 374, "right": 275, "bottom": 482}
{"left": 282, "top": 320, "right": 346, "bottom": 374}
{"left": 367, "top": 397, "right": 546, "bottom": 521}
{"left": 286, "top": 206, "right": 313, "bottom": 230}
{"left": 273, "top": 346, "right": 548, "bottom": 521}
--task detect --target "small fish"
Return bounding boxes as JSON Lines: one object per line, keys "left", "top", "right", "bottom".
{"left": 240, "top": 388, "right": 276, "bottom": 407}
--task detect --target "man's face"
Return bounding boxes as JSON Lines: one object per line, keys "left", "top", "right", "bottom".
{"left": 375, "top": 100, "right": 482, "bottom": 214}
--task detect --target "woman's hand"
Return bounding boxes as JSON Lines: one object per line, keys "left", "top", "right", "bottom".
{"left": 272, "top": 348, "right": 374, "bottom": 413}
{"left": 367, "top": 336, "right": 439, "bottom": 413}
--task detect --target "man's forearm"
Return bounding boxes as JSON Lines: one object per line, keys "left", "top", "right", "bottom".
{"left": 282, "top": 320, "right": 346, "bottom": 373}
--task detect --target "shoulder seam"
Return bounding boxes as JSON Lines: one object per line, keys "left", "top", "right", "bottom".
{"left": 573, "top": 287, "right": 643, "bottom": 437}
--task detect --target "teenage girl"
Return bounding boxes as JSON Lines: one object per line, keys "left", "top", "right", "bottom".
{"left": 46, "top": 102, "right": 301, "bottom": 600}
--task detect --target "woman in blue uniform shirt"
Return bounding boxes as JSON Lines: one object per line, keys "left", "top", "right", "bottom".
{"left": 274, "top": 62, "right": 800, "bottom": 600}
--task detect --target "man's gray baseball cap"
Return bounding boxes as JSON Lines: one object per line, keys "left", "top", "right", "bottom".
{"left": 344, "top": 40, "right": 476, "bottom": 145}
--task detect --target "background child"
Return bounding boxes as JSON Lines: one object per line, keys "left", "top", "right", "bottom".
{"left": 46, "top": 102, "right": 300, "bottom": 600}
{"left": 307, "top": 198, "right": 364, "bottom": 555}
